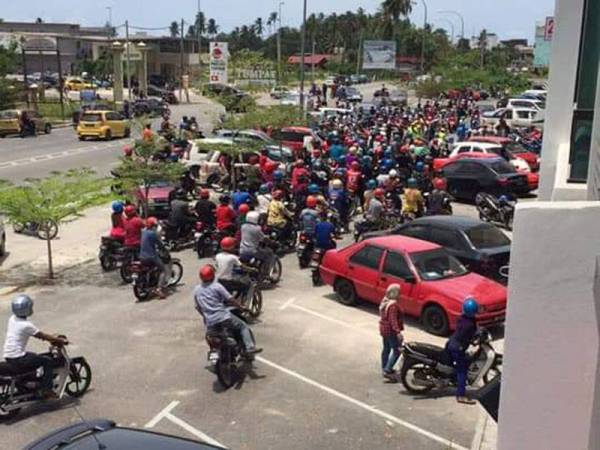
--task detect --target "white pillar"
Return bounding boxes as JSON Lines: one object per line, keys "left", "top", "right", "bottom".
{"left": 586, "top": 56, "right": 600, "bottom": 200}
{"left": 537, "top": 0, "right": 585, "bottom": 201}
{"left": 498, "top": 201, "right": 600, "bottom": 450}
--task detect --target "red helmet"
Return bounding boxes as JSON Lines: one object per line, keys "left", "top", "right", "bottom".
{"left": 239, "top": 203, "right": 250, "bottom": 215}
{"left": 272, "top": 189, "right": 284, "bottom": 200}
{"left": 265, "top": 161, "right": 277, "bottom": 173}
{"left": 374, "top": 188, "right": 385, "bottom": 199}
{"left": 122, "top": 145, "right": 133, "bottom": 156}
{"left": 306, "top": 195, "right": 318, "bottom": 208}
{"left": 199, "top": 264, "right": 215, "bottom": 282}
{"left": 350, "top": 161, "right": 360, "bottom": 171}
{"left": 199, "top": 189, "right": 210, "bottom": 199}
{"left": 433, "top": 177, "right": 447, "bottom": 190}
{"left": 220, "top": 237, "right": 236, "bottom": 251}
{"left": 146, "top": 216, "right": 158, "bottom": 227}
{"left": 124, "top": 205, "right": 136, "bottom": 217}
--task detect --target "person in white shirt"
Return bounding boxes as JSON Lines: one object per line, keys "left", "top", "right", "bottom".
{"left": 256, "top": 184, "right": 272, "bottom": 216}
{"left": 3, "top": 295, "right": 67, "bottom": 396}
{"left": 215, "top": 237, "right": 251, "bottom": 300}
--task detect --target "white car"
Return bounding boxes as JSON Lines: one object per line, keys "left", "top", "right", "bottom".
{"left": 481, "top": 107, "right": 544, "bottom": 129}
{"left": 451, "top": 142, "right": 531, "bottom": 172}
{"left": 506, "top": 98, "right": 545, "bottom": 111}
{"left": 270, "top": 86, "right": 290, "bottom": 99}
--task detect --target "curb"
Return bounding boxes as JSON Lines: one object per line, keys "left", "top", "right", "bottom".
{"left": 470, "top": 408, "right": 488, "bottom": 450}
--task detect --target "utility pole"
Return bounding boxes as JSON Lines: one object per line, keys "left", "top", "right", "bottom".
{"left": 197, "top": 0, "right": 202, "bottom": 83}
{"left": 277, "top": 1, "right": 284, "bottom": 85}
{"left": 311, "top": 37, "right": 316, "bottom": 83}
{"left": 125, "top": 20, "right": 132, "bottom": 101}
{"left": 356, "top": 30, "right": 363, "bottom": 76}
{"left": 420, "top": 0, "right": 428, "bottom": 73}
{"left": 479, "top": 28, "right": 487, "bottom": 68}
{"left": 299, "top": 0, "right": 307, "bottom": 116}
{"left": 106, "top": 6, "right": 112, "bottom": 27}
{"left": 180, "top": 18, "right": 184, "bottom": 103}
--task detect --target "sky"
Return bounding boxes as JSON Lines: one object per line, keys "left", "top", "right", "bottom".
{"left": 1, "top": 0, "right": 556, "bottom": 42}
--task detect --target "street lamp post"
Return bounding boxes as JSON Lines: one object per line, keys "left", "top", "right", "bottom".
{"left": 299, "top": 0, "right": 307, "bottom": 115}
{"left": 420, "top": 0, "right": 428, "bottom": 73}
{"left": 437, "top": 9, "right": 464, "bottom": 41}
{"left": 277, "top": 1, "right": 284, "bottom": 85}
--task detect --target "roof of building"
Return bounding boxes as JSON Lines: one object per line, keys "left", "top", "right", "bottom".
{"left": 287, "top": 54, "right": 331, "bottom": 65}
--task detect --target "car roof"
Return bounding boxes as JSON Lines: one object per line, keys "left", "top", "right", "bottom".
{"left": 361, "top": 235, "right": 440, "bottom": 253}
{"left": 468, "top": 136, "right": 510, "bottom": 144}
{"left": 456, "top": 142, "right": 502, "bottom": 149}
{"left": 408, "top": 215, "right": 489, "bottom": 230}
{"left": 281, "top": 126, "right": 312, "bottom": 133}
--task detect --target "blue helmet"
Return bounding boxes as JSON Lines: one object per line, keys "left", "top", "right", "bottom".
{"left": 462, "top": 297, "right": 479, "bottom": 318}
{"left": 415, "top": 161, "right": 425, "bottom": 172}
{"left": 12, "top": 294, "right": 33, "bottom": 317}
{"left": 259, "top": 184, "right": 269, "bottom": 194}
{"left": 273, "top": 170, "right": 284, "bottom": 181}
{"left": 499, "top": 195, "right": 509, "bottom": 204}
{"left": 367, "top": 179, "right": 377, "bottom": 190}
{"left": 308, "top": 183, "right": 320, "bottom": 194}
{"left": 337, "top": 155, "right": 346, "bottom": 165}
{"left": 111, "top": 200, "right": 124, "bottom": 214}
{"left": 335, "top": 168, "right": 346, "bottom": 177}
{"left": 407, "top": 177, "right": 418, "bottom": 188}
{"left": 384, "top": 148, "right": 393, "bottom": 158}
{"left": 361, "top": 155, "right": 372, "bottom": 165}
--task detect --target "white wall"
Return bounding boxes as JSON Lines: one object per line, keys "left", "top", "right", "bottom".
{"left": 498, "top": 201, "right": 600, "bottom": 450}
{"left": 538, "top": 0, "right": 586, "bottom": 201}
{"left": 587, "top": 57, "right": 600, "bottom": 200}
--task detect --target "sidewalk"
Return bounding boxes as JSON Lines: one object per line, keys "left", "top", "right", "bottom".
{"left": 471, "top": 408, "right": 498, "bottom": 450}
{"left": 0, "top": 204, "right": 110, "bottom": 291}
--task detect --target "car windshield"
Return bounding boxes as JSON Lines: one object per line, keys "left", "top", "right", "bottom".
{"left": 0, "top": 110, "right": 17, "bottom": 119}
{"left": 149, "top": 181, "right": 172, "bottom": 188}
{"left": 504, "top": 142, "right": 527, "bottom": 154}
{"left": 410, "top": 248, "right": 468, "bottom": 281}
{"left": 81, "top": 113, "right": 103, "bottom": 122}
{"left": 490, "top": 160, "right": 515, "bottom": 174}
{"left": 465, "top": 225, "right": 511, "bottom": 249}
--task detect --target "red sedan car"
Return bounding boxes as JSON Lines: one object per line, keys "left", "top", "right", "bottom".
{"left": 273, "top": 126, "right": 321, "bottom": 155}
{"left": 319, "top": 236, "right": 507, "bottom": 335}
{"left": 468, "top": 136, "right": 540, "bottom": 172}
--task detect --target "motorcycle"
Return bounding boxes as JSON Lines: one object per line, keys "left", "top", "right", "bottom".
{"left": 161, "top": 219, "right": 203, "bottom": 251}
{"left": 475, "top": 192, "right": 515, "bottom": 231}
{"left": 129, "top": 252, "right": 184, "bottom": 301}
{"left": 399, "top": 329, "right": 502, "bottom": 395}
{"left": 13, "top": 220, "right": 58, "bottom": 240}
{"left": 240, "top": 242, "right": 282, "bottom": 289}
{"left": 296, "top": 232, "right": 315, "bottom": 269}
{"left": 266, "top": 222, "right": 297, "bottom": 254}
{"left": 0, "top": 336, "right": 91, "bottom": 420}
{"left": 309, "top": 247, "right": 326, "bottom": 286}
{"left": 205, "top": 307, "right": 256, "bottom": 389}
{"left": 98, "top": 236, "right": 136, "bottom": 273}
{"left": 195, "top": 223, "right": 220, "bottom": 259}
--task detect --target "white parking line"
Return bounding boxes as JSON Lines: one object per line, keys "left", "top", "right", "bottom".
{"left": 256, "top": 356, "right": 468, "bottom": 450}
{"left": 278, "top": 297, "right": 296, "bottom": 310}
{"left": 145, "top": 400, "right": 227, "bottom": 448}
{"left": 288, "top": 303, "right": 374, "bottom": 337}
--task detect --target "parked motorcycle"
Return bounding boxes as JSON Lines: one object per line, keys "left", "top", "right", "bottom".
{"left": 205, "top": 307, "right": 256, "bottom": 389}
{"left": 296, "top": 232, "right": 315, "bottom": 269}
{"left": 130, "top": 252, "right": 183, "bottom": 301}
{"left": 399, "top": 329, "right": 502, "bottom": 395}
{"left": 13, "top": 220, "right": 58, "bottom": 240}
{"left": 98, "top": 236, "right": 136, "bottom": 273}
{"left": 161, "top": 219, "right": 203, "bottom": 251}
{"left": 0, "top": 336, "right": 91, "bottom": 420}
{"left": 475, "top": 192, "right": 515, "bottom": 230}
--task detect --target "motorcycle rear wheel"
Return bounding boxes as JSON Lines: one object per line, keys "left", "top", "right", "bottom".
{"left": 168, "top": 261, "right": 184, "bottom": 286}
{"left": 133, "top": 281, "right": 151, "bottom": 301}
{"left": 400, "top": 359, "right": 435, "bottom": 395}
{"left": 65, "top": 358, "right": 92, "bottom": 398}
{"left": 268, "top": 258, "right": 282, "bottom": 285}
{"left": 0, "top": 405, "right": 19, "bottom": 421}
{"left": 248, "top": 290, "right": 263, "bottom": 319}
{"left": 216, "top": 347, "right": 237, "bottom": 389}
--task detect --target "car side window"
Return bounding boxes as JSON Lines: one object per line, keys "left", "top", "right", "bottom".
{"left": 383, "top": 251, "right": 413, "bottom": 279}
{"left": 504, "top": 110, "right": 513, "bottom": 119}
{"left": 429, "top": 227, "right": 462, "bottom": 250}
{"left": 399, "top": 224, "right": 429, "bottom": 240}
{"left": 442, "top": 162, "right": 459, "bottom": 175}
{"left": 349, "top": 245, "right": 384, "bottom": 270}
{"left": 457, "top": 146, "right": 471, "bottom": 154}
{"left": 105, "top": 112, "right": 117, "bottom": 120}
{"left": 472, "top": 147, "right": 483, "bottom": 153}
{"left": 517, "top": 111, "right": 530, "bottom": 119}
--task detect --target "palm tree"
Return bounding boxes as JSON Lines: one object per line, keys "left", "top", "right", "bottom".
{"left": 254, "top": 17, "right": 264, "bottom": 37}
{"left": 195, "top": 11, "right": 206, "bottom": 36}
{"left": 267, "top": 12, "right": 278, "bottom": 35}
{"left": 169, "top": 21, "right": 179, "bottom": 38}
{"left": 381, "top": 0, "right": 412, "bottom": 39}
{"left": 207, "top": 18, "right": 218, "bottom": 37}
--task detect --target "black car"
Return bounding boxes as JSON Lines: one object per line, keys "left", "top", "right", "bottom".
{"left": 345, "top": 87, "right": 363, "bottom": 103}
{"left": 363, "top": 215, "right": 511, "bottom": 283}
{"left": 25, "top": 419, "right": 222, "bottom": 450}
{"left": 440, "top": 157, "right": 530, "bottom": 201}
{"left": 147, "top": 84, "right": 179, "bottom": 104}
{"left": 133, "top": 97, "right": 169, "bottom": 117}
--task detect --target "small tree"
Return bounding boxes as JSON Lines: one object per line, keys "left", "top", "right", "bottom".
{"left": 0, "top": 169, "right": 110, "bottom": 279}
{"left": 113, "top": 135, "right": 186, "bottom": 216}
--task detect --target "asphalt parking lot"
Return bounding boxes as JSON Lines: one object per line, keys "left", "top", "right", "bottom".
{"left": 0, "top": 202, "right": 501, "bottom": 450}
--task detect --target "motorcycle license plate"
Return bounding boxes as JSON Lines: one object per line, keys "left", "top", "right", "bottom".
{"left": 208, "top": 350, "right": 219, "bottom": 364}
{"left": 194, "top": 232, "right": 201, "bottom": 238}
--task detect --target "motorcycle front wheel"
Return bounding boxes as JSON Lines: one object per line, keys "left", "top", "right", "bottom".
{"left": 248, "top": 289, "right": 263, "bottom": 319}
{"left": 133, "top": 280, "right": 151, "bottom": 301}
{"left": 168, "top": 261, "right": 184, "bottom": 286}
{"left": 99, "top": 254, "right": 116, "bottom": 271}
{"left": 65, "top": 358, "right": 92, "bottom": 397}
{"left": 120, "top": 262, "right": 134, "bottom": 284}
{"left": 268, "top": 258, "right": 282, "bottom": 285}
{"left": 400, "top": 359, "right": 435, "bottom": 395}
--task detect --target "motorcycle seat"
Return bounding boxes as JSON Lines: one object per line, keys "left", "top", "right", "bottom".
{"left": 405, "top": 343, "right": 450, "bottom": 365}
{"left": 0, "top": 361, "right": 37, "bottom": 377}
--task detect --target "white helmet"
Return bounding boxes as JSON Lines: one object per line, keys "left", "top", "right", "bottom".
{"left": 246, "top": 211, "right": 260, "bottom": 224}
{"left": 332, "top": 179, "right": 343, "bottom": 189}
{"left": 389, "top": 169, "right": 398, "bottom": 178}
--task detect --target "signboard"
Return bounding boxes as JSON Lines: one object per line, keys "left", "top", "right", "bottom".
{"left": 122, "top": 42, "right": 142, "bottom": 62}
{"left": 22, "top": 36, "right": 57, "bottom": 53}
{"left": 363, "top": 40, "right": 396, "bottom": 70}
{"left": 544, "top": 16, "right": 555, "bottom": 41}
{"left": 209, "top": 42, "right": 229, "bottom": 84}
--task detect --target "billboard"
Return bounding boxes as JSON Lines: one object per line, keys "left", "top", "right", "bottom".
{"left": 363, "top": 40, "right": 396, "bottom": 70}
{"left": 544, "top": 16, "right": 555, "bottom": 41}
{"left": 209, "top": 42, "right": 229, "bottom": 84}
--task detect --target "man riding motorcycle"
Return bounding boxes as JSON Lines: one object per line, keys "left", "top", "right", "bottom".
{"left": 401, "top": 178, "right": 425, "bottom": 220}
{"left": 168, "top": 189, "right": 196, "bottom": 239}
{"left": 194, "top": 265, "right": 261, "bottom": 356}
{"left": 426, "top": 177, "right": 452, "bottom": 216}
{"left": 299, "top": 196, "right": 319, "bottom": 239}
{"left": 267, "top": 190, "right": 294, "bottom": 241}
{"left": 215, "top": 237, "right": 251, "bottom": 300}
{"left": 3, "top": 295, "right": 68, "bottom": 398}
{"left": 139, "top": 217, "right": 171, "bottom": 299}
{"left": 194, "top": 189, "right": 216, "bottom": 229}
{"left": 123, "top": 205, "right": 144, "bottom": 256}
{"left": 240, "top": 211, "right": 275, "bottom": 278}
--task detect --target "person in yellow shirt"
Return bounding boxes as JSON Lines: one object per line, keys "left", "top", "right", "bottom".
{"left": 267, "top": 190, "right": 294, "bottom": 242}
{"left": 401, "top": 178, "right": 425, "bottom": 220}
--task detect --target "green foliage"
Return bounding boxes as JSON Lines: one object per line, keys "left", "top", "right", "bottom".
{"left": 222, "top": 105, "right": 307, "bottom": 130}
{"left": 0, "top": 169, "right": 110, "bottom": 278}
{"left": 78, "top": 49, "right": 112, "bottom": 79}
{"left": 0, "top": 41, "right": 20, "bottom": 109}
{"left": 112, "top": 135, "right": 185, "bottom": 215}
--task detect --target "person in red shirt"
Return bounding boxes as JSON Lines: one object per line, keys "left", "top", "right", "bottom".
{"left": 379, "top": 284, "right": 404, "bottom": 381}
{"left": 215, "top": 195, "right": 237, "bottom": 235}
{"left": 122, "top": 205, "right": 145, "bottom": 252}
{"left": 291, "top": 160, "right": 310, "bottom": 193}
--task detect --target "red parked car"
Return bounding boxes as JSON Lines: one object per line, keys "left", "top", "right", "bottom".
{"left": 468, "top": 136, "right": 540, "bottom": 172}
{"left": 134, "top": 180, "right": 175, "bottom": 218}
{"left": 272, "top": 126, "right": 321, "bottom": 155}
{"left": 319, "top": 236, "right": 507, "bottom": 335}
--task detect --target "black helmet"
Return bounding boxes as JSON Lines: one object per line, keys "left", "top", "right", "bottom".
{"left": 175, "top": 188, "right": 186, "bottom": 200}
{"left": 219, "top": 194, "right": 231, "bottom": 204}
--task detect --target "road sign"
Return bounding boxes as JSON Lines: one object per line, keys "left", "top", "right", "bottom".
{"left": 363, "top": 40, "right": 396, "bottom": 70}
{"left": 209, "top": 42, "right": 229, "bottom": 84}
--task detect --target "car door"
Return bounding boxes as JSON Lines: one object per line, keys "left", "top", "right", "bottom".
{"left": 378, "top": 250, "right": 420, "bottom": 315}
{"left": 106, "top": 112, "right": 124, "bottom": 136}
{"left": 347, "top": 245, "right": 385, "bottom": 302}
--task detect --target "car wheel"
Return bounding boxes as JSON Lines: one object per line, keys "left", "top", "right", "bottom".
{"left": 78, "top": 135, "right": 85, "bottom": 141}
{"left": 44, "top": 123, "right": 52, "bottom": 134}
{"left": 0, "top": 233, "right": 5, "bottom": 257}
{"left": 334, "top": 278, "right": 357, "bottom": 306}
{"left": 104, "top": 129, "right": 112, "bottom": 141}
{"left": 422, "top": 304, "right": 449, "bottom": 336}
{"left": 124, "top": 127, "right": 131, "bottom": 138}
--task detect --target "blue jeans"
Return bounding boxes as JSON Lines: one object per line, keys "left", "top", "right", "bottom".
{"left": 381, "top": 335, "right": 401, "bottom": 373}
{"left": 449, "top": 348, "right": 468, "bottom": 396}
